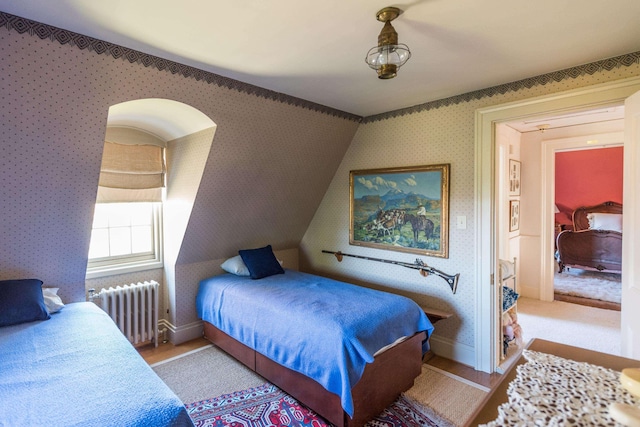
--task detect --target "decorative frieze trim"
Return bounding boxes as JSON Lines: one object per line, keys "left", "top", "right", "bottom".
{"left": 2, "top": 11, "right": 639, "bottom": 124}
{"left": 0, "top": 11, "right": 362, "bottom": 123}
{"left": 363, "top": 51, "right": 640, "bottom": 123}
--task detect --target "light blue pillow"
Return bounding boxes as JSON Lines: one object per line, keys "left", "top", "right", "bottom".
{"left": 0, "top": 279, "right": 51, "bottom": 326}
{"left": 238, "top": 245, "right": 285, "bottom": 280}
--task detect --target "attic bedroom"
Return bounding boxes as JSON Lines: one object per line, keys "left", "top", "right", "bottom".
{"left": 2, "top": 1, "right": 640, "bottom": 426}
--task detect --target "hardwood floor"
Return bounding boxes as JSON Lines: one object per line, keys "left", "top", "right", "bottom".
{"left": 554, "top": 292, "right": 621, "bottom": 311}
{"left": 138, "top": 337, "right": 210, "bottom": 365}
{"left": 426, "top": 354, "right": 500, "bottom": 390}
{"left": 139, "top": 337, "right": 500, "bottom": 389}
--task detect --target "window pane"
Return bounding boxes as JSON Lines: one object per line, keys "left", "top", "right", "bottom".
{"left": 109, "top": 227, "right": 132, "bottom": 256}
{"left": 109, "top": 207, "right": 131, "bottom": 228}
{"left": 130, "top": 203, "right": 152, "bottom": 226}
{"left": 88, "top": 229, "right": 110, "bottom": 258}
{"left": 88, "top": 202, "right": 161, "bottom": 272}
{"left": 92, "top": 204, "right": 110, "bottom": 229}
{"left": 131, "top": 225, "right": 152, "bottom": 253}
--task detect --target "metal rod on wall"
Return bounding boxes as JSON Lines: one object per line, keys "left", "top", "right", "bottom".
{"left": 322, "top": 250, "right": 459, "bottom": 294}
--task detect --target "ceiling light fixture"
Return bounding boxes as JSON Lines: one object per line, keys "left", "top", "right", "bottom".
{"left": 365, "top": 7, "right": 411, "bottom": 79}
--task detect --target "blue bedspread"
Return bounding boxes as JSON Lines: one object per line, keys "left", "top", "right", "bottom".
{"left": 0, "top": 302, "right": 193, "bottom": 427}
{"left": 196, "top": 269, "right": 434, "bottom": 417}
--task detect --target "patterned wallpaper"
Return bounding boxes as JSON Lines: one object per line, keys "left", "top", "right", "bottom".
{"left": 0, "top": 18, "right": 359, "bottom": 315}
{"left": 0, "top": 12, "right": 361, "bottom": 123}
{"left": 301, "top": 64, "right": 640, "bottom": 350}
{"left": 2, "top": 10, "right": 640, "bottom": 353}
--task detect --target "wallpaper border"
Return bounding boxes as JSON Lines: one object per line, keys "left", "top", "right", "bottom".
{"left": 2, "top": 11, "right": 639, "bottom": 124}
{"left": 0, "top": 11, "right": 362, "bottom": 123}
{"left": 363, "top": 50, "right": 640, "bottom": 123}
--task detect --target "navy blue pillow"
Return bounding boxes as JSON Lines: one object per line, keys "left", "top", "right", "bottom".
{"left": 0, "top": 279, "right": 50, "bottom": 326}
{"left": 238, "top": 245, "right": 285, "bottom": 280}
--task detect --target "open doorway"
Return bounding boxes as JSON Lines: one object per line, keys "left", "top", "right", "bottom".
{"left": 504, "top": 108, "right": 624, "bottom": 301}
{"left": 495, "top": 111, "right": 624, "bottom": 362}
{"left": 474, "top": 76, "right": 640, "bottom": 373}
{"left": 552, "top": 147, "right": 623, "bottom": 311}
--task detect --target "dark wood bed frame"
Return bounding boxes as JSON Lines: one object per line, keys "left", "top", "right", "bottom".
{"left": 556, "top": 201, "right": 623, "bottom": 273}
{"left": 203, "top": 321, "right": 426, "bottom": 427}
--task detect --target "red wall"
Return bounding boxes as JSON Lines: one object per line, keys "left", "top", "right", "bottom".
{"left": 555, "top": 147, "right": 623, "bottom": 226}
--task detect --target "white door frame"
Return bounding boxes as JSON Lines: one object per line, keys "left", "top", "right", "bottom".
{"left": 475, "top": 76, "right": 640, "bottom": 372}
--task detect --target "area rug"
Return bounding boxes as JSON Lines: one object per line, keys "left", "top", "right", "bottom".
{"left": 186, "top": 382, "right": 442, "bottom": 427}
{"left": 554, "top": 268, "right": 621, "bottom": 303}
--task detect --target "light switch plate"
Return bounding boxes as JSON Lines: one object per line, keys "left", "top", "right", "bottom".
{"left": 457, "top": 216, "right": 467, "bottom": 229}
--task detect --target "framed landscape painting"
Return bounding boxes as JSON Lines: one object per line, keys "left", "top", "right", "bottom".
{"left": 350, "top": 164, "right": 450, "bottom": 258}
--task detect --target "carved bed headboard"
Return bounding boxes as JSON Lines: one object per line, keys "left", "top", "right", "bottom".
{"left": 572, "top": 201, "right": 623, "bottom": 231}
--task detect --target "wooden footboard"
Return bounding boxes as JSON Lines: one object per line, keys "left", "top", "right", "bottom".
{"left": 203, "top": 321, "right": 425, "bottom": 427}
{"left": 556, "top": 229, "right": 622, "bottom": 273}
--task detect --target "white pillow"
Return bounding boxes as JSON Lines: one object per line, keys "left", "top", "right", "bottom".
{"left": 42, "top": 287, "right": 65, "bottom": 313}
{"left": 587, "top": 213, "right": 622, "bottom": 232}
{"left": 221, "top": 255, "right": 284, "bottom": 276}
{"left": 221, "top": 255, "right": 250, "bottom": 276}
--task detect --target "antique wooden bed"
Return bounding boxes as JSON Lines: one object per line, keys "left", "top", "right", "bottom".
{"left": 196, "top": 266, "right": 432, "bottom": 427}
{"left": 556, "top": 201, "right": 622, "bottom": 273}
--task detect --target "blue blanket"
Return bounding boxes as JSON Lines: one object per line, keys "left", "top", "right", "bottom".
{"left": 196, "top": 269, "right": 433, "bottom": 417}
{"left": 0, "top": 302, "right": 193, "bottom": 427}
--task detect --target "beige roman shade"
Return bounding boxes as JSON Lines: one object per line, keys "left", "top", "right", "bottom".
{"left": 97, "top": 127, "right": 166, "bottom": 203}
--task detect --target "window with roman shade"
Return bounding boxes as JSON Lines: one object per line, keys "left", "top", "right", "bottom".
{"left": 87, "top": 126, "right": 166, "bottom": 278}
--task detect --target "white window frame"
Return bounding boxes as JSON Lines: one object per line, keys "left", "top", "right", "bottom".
{"left": 86, "top": 203, "right": 163, "bottom": 279}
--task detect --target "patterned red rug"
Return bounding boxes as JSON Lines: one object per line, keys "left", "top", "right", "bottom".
{"left": 186, "top": 383, "right": 441, "bottom": 427}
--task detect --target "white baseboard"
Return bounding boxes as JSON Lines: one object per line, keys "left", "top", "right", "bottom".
{"left": 428, "top": 335, "right": 476, "bottom": 368}
{"left": 159, "top": 319, "right": 203, "bottom": 345}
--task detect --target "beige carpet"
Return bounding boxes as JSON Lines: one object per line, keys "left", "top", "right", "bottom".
{"left": 151, "top": 345, "right": 264, "bottom": 403}
{"left": 517, "top": 297, "right": 621, "bottom": 356}
{"left": 153, "top": 345, "right": 487, "bottom": 426}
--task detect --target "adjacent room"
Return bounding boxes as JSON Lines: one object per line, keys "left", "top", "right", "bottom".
{"left": 2, "top": 1, "right": 640, "bottom": 426}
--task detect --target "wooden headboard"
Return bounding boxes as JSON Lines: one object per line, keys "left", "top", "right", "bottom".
{"left": 572, "top": 201, "right": 623, "bottom": 231}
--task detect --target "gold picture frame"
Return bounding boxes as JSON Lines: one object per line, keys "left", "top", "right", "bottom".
{"left": 349, "top": 164, "right": 450, "bottom": 258}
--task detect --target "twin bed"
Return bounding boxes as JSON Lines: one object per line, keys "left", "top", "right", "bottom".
{"left": 197, "top": 247, "right": 434, "bottom": 427}
{"left": 0, "top": 279, "right": 193, "bottom": 427}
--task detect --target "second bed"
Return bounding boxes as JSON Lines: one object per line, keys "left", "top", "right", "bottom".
{"left": 196, "top": 268, "right": 433, "bottom": 427}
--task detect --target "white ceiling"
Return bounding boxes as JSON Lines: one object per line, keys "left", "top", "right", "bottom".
{"left": 2, "top": 1, "right": 640, "bottom": 117}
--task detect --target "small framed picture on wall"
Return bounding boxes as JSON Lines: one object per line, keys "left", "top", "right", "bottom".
{"left": 509, "top": 200, "right": 520, "bottom": 232}
{"left": 509, "top": 159, "right": 521, "bottom": 196}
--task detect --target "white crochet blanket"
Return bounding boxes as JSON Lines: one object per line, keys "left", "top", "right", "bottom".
{"left": 482, "top": 350, "right": 639, "bottom": 426}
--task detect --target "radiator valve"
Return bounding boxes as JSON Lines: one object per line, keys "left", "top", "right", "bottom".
{"left": 88, "top": 288, "right": 100, "bottom": 302}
